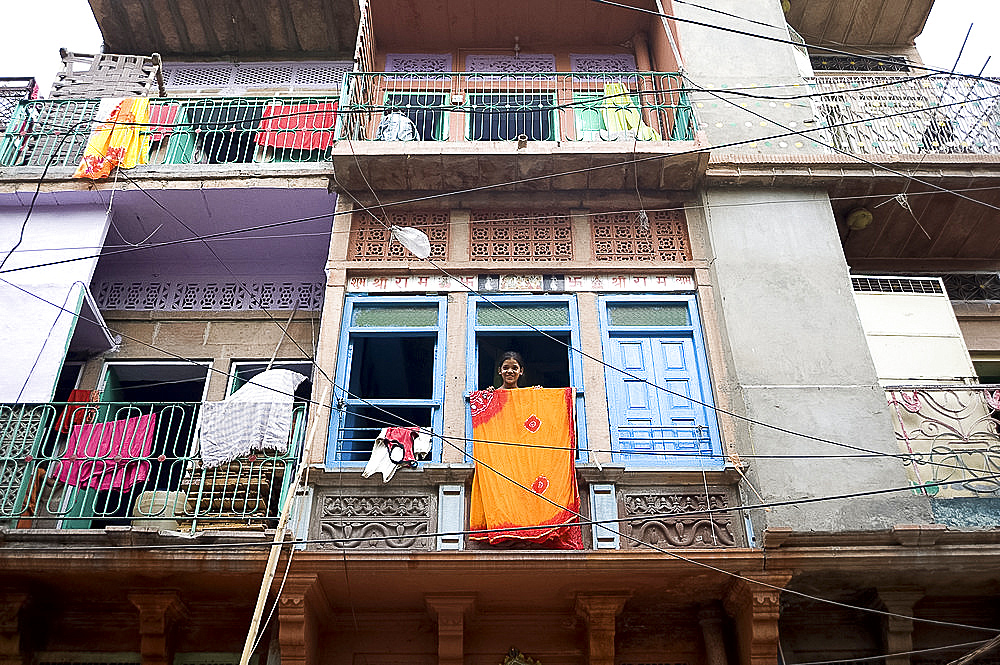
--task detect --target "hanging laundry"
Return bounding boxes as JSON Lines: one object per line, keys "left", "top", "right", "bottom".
{"left": 54, "top": 389, "right": 100, "bottom": 434}
{"left": 375, "top": 112, "right": 420, "bottom": 141}
{"left": 362, "top": 427, "right": 432, "bottom": 483}
{"left": 50, "top": 412, "right": 156, "bottom": 491}
{"left": 601, "top": 82, "right": 661, "bottom": 142}
{"left": 198, "top": 369, "right": 308, "bottom": 468}
{"left": 468, "top": 387, "right": 582, "bottom": 549}
{"left": 256, "top": 102, "right": 338, "bottom": 150}
{"left": 73, "top": 97, "right": 151, "bottom": 179}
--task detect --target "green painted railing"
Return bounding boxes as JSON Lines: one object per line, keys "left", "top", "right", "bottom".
{"left": 0, "top": 96, "right": 340, "bottom": 168}
{"left": 335, "top": 71, "right": 695, "bottom": 143}
{"left": 0, "top": 401, "right": 307, "bottom": 532}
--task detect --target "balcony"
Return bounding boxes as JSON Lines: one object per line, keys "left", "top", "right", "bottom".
{"left": 886, "top": 386, "right": 1000, "bottom": 498}
{"left": 330, "top": 71, "right": 708, "bottom": 191}
{"left": 0, "top": 96, "right": 339, "bottom": 172}
{"left": 811, "top": 74, "right": 1000, "bottom": 156}
{"left": 0, "top": 401, "right": 306, "bottom": 532}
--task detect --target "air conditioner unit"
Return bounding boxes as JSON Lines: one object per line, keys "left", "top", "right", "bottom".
{"left": 851, "top": 275, "right": 976, "bottom": 385}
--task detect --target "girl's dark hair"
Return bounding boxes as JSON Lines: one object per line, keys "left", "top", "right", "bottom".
{"left": 497, "top": 350, "right": 525, "bottom": 370}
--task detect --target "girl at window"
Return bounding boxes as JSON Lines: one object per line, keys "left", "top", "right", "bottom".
{"left": 496, "top": 351, "right": 525, "bottom": 390}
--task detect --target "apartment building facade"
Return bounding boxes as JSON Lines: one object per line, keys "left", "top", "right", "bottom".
{"left": 0, "top": 0, "right": 998, "bottom": 664}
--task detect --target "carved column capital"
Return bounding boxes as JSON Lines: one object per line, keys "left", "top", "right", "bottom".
{"left": 128, "top": 592, "right": 188, "bottom": 665}
{"left": 426, "top": 595, "right": 476, "bottom": 665}
{"left": 278, "top": 574, "right": 328, "bottom": 665}
{"left": 724, "top": 572, "right": 792, "bottom": 665}
{"left": 575, "top": 594, "right": 630, "bottom": 665}
{"left": 877, "top": 588, "right": 924, "bottom": 665}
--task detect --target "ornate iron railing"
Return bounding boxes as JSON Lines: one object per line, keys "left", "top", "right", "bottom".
{"left": 335, "top": 71, "right": 695, "bottom": 143}
{"left": 0, "top": 96, "right": 340, "bottom": 168}
{"left": 810, "top": 74, "right": 1000, "bottom": 155}
{"left": 886, "top": 386, "right": 1000, "bottom": 497}
{"left": 0, "top": 401, "right": 307, "bottom": 531}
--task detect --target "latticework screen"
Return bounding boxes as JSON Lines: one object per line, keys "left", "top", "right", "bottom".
{"left": 592, "top": 210, "right": 691, "bottom": 262}
{"left": 348, "top": 212, "right": 449, "bottom": 261}
{"left": 469, "top": 210, "right": 573, "bottom": 262}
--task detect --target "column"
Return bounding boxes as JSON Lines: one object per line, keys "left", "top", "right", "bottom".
{"left": 699, "top": 603, "right": 730, "bottom": 665}
{"left": 128, "top": 592, "right": 188, "bottom": 665}
{"left": 575, "top": 594, "right": 630, "bottom": 665}
{"left": 277, "top": 574, "right": 329, "bottom": 665}
{"left": 878, "top": 588, "right": 924, "bottom": 665}
{"left": 426, "top": 595, "right": 476, "bottom": 665}
{"left": 0, "top": 593, "right": 28, "bottom": 665}
{"left": 723, "top": 572, "right": 792, "bottom": 665}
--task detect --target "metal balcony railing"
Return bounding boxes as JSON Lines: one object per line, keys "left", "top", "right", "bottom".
{"left": 335, "top": 71, "right": 695, "bottom": 143}
{"left": 810, "top": 74, "right": 1000, "bottom": 155}
{"left": 0, "top": 401, "right": 307, "bottom": 531}
{"left": 0, "top": 96, "right": 340, "bottom": 168}
{"left": 886, "top": 386, "right": 1000, "bottom": 498}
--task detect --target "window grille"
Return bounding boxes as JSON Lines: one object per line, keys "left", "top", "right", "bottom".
{"left": 809, "top": 54, "right": 909, "bottom": 72}
{"left": 469, "top": 210, "right": 573, "bottom": 262}
{"left": 348, "top": 212, "right": 449, "bottom": 261}
{"left": 940, "top": 273, "right": 1000, "bottom": 301}
{"left": 592, "top": 210, "right": 691, "bottom": 262}
{"left": 850, "top": 276, "right": 944, "bottom": 294}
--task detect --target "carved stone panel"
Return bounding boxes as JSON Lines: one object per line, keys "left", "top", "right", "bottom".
{"left": 316, "top": 491, "right": 435, "bottom": 550}
{"left": 619, "top": 487, "right": 743, "bottom": 549}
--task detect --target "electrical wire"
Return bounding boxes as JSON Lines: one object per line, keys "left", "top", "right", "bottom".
{"left": 6, "top": 88, "right": 1000, "bottom": 279}
{"left": 588, "top": 0, "right": 1000, "bottom": 85}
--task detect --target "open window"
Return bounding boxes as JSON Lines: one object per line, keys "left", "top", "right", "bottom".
{"left": 467, "top": 93, "right": 555, "bottom": 141}
{"left": 328, "top": 296, "right": 447, "bottom": 464}
{"left": 599, "top": 295, "right": 722, "bottom": 468}
{"left": 466, "top": 295, "right": 587, "bottom": 454}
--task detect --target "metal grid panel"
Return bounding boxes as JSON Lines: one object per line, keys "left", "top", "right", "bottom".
{"left": 851, "top": 276, "right": 944, "bottom": 294}
{"left": 348, "top": 212, "right": 449, "bottom": 261}
{"left": 0, "top": 78, "right": 36, "bottom": 130}
{"left": 592, "top": 210, "right": 691, "bottom": 262}
{"left": 469, "top": 210, "right": 573, "bottom": 262}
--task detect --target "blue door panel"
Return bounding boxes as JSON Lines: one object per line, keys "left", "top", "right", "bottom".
{"left": 608, "top": 335, "right": 720, "bottom": 467}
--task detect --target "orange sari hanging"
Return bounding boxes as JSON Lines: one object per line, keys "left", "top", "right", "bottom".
{"left": 468, "top": 387, "right": 582, "bottom": 549}
{"left": 73, "top": 97, "right": 150, "bottom": 179}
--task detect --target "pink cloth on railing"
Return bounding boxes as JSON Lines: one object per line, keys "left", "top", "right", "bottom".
{"left": 148, "top": 104, "right": 179, "bottom": 142}
{"left": 51, "top": 413, "right": 156, "bottom": 491}
{"left": 255, "top": 102, "right": 337, "bottom": 150}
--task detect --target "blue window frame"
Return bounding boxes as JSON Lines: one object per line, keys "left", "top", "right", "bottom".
{"left": 327, "top": 295, "right": 447, "bottom": 466}
{"left": 465, "top": 294, "right": 587, "bottom": 458}
{"left": 599, "top": 294, "right": 722, "bottom": 468}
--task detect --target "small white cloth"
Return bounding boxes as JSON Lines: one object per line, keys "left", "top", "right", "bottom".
{"left": 199, "top": 369, "right": 308, "bottom": 468}
{"left": 362, "top": 427, "right": 432, "bottom": 483}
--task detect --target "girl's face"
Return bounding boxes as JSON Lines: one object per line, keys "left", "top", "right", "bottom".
{"left": 499, "top": 358, "right": 523, "bottom": 389}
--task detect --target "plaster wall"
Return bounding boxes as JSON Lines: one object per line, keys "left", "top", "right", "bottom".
{"left": 673, "top": 0, "right": 823, "bottom": 154}
{"left": 88, "top": 311, "right": 319, "bottom": 401}
{"left": 0, "top": 204, "right": 110, "bottom": 402}
{"left": 701, "top": 187, "right": 932, "bottom": 531}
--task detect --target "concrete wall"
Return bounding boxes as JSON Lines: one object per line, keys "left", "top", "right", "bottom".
{"left": 701, "top": 187, "right": 933, "bottom": 532}
{"left": 673, "top": 0, "right": 825, "bottom": 155}
{"left": 0, "top": 204, "right": 110, "bottom": 402}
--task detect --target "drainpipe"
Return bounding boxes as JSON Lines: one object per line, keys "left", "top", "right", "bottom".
{"left": 632, "top": 31, "right": 657, "bottom": 130}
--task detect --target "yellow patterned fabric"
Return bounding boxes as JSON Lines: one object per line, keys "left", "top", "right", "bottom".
{"left": 73, "top": 97, "right": 150, "bottom": 179}
{"left": 602, "top": 82, "right": 661, "bottom": 141}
